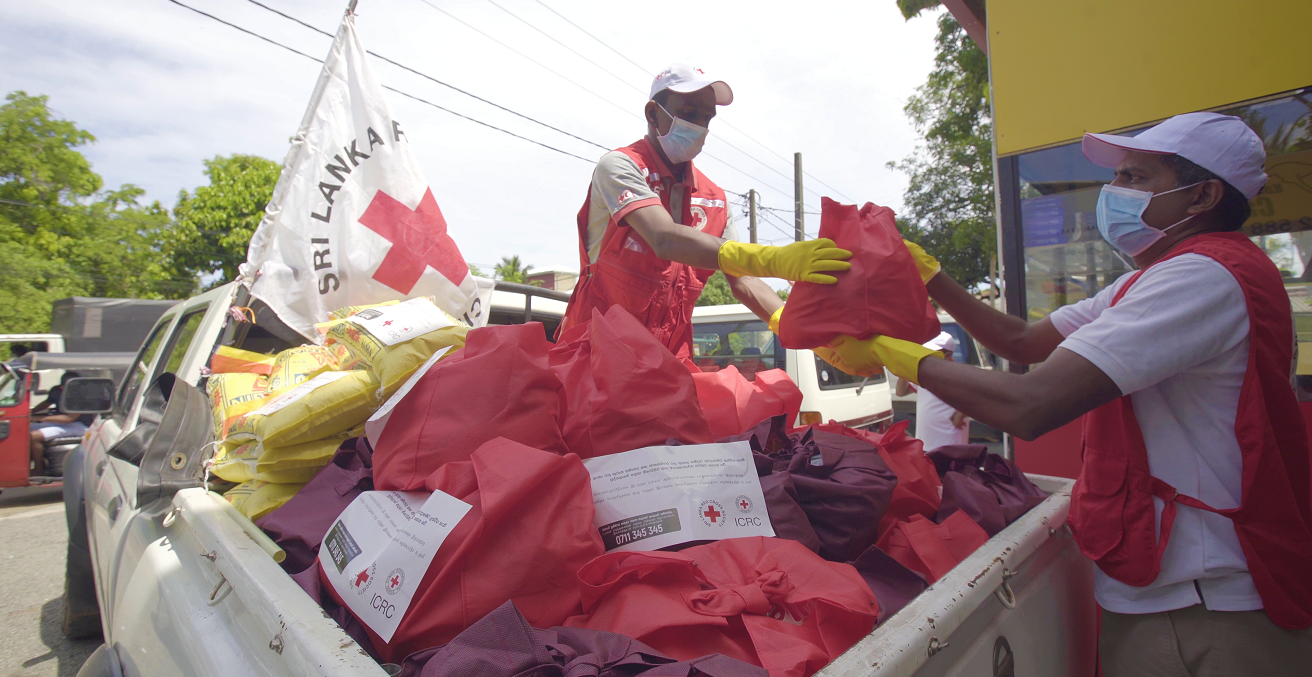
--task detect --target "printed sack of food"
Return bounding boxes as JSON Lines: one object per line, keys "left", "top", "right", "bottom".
{"left": 211, "top": 439, "right": 260, "bottom": 483}
{"left": 206, "top": 372, "right": 269, "bottom": 438}
{"left": 316, "top": 300, "right": 401, "bottom": 336}
{"left": 224, "top": 480, "right": 305, "bottom": 520}
{"left": 228, "top": 369, "right": 382, "bottom": 448}
{"left": 266, "top": 345, "right": 339, "bottom": 393}
{"left": 255, "top": 426, "right": 364, "bottom": 484}
{"left": 209, "top": 346, "right": 276, "bottom": 375}
{"left": 327, "top": 298, "right": 468, "bottom": 398}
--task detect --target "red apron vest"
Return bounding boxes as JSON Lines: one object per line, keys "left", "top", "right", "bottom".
{"left": 558, "top": 139, "right": 728, "bottom": 358}
{"left": 1066, "top": 232, "right": 1312, "bottom": 629}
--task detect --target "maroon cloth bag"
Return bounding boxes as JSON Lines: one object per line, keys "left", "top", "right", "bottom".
{"left": 849, "top": 545, "right": 929, "bottom": 624}
{"left": 778, "top": 199, "right": 939, "bottom": 349}
{"left": 257, "top": 437, "right": 373, "bottom": 574}
{"left": 372, "top": 322, "right": 568, "bottom": 490}
{"left": 398, "top": 600, "right": 767, "bottom": 677}
{"left": 550, "top": 305, "right": 713, "bottom": 458}
{"left": 927, "top": 444, "right": 1047, "bottom": 526}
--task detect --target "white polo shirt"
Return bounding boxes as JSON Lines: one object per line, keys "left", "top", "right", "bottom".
{"left": 1049, "top": 253, "right": 1263, "bottom": 614}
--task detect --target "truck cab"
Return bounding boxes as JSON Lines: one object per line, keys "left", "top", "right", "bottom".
{"left": 691, "top": 304, "right": 894, "bottom": 430}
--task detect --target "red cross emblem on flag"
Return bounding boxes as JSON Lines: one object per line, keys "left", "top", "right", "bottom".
{"left": 703, "top": 505, "right": 721, "bottom": 523}
{"left": 358, "top": 188, "right": 468, "bottom": 294}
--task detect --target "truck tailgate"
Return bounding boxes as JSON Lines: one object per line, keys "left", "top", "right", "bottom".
{"left": 817, "top": 476, "right": 1096, "bottom": 677}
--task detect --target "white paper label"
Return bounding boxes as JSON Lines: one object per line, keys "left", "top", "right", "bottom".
{"left": 250, "top": 370, "right": 351, "bottom": 416}
{"left": 582, "top": 441, "right": 773, "bottom": 552}
{"left": 364, "top": 345, "right": 453, "bottom": 447}
{"left": 320, "top": 490, "right": 471, "bottom": 642}
{"left": 350, "top": 298, "right": 454, "bottom": 346}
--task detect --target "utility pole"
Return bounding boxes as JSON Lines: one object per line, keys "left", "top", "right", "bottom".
{"left": 748, "top": 189, "right": 758, "bottom": 244}
{"left": 793, "top": 152, "right": 804, "bottom": 242}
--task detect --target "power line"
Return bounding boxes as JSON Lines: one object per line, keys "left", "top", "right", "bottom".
{"left": 165, "top": 0, "right": 595, "bottom": 163}
{"left": 244, "top": 0, "right": 608, "bottom": 153}
{"left": 531, "top": 0, "right": 651, "bottom": 75}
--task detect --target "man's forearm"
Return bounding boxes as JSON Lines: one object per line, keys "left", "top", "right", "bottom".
{"left": 925, "top": 272, "right": 1062, "bottom": 365}
{"left": 623, "top": 207, "right": 724, "bottom": 270}
{"left": 729, "top": 275, "right": 782, "bottom": 322}
{"left": 916, "top": 348, "right": 1122, "bottom": 440}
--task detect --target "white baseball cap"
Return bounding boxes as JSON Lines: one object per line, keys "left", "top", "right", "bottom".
{"left": 922, "top": 331, "right": 957, "bottom": 353}
{"left": 1082, "top": 112, "right": 1267, "bottom": 199}
{"left": 650, "top": 63, "right": 733, "bottom": 105}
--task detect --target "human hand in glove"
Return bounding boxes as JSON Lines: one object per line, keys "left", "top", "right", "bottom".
{"left": 719, "top": 239, "right": 852, "bottom": 284}
{"left": 825, "top": 334, "right": 944, "bottom": 384}
{"left": 903, "top": 240, "right": 941, "bottom": 284}
{"left": 769, "top": 307, "right": 897, "bottom": 378}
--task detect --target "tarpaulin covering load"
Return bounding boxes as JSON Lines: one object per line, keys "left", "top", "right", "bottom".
{"left": 371, "top": 323, "right": 568, "bottom": 491}
{"left": 814, "top": 421, "right": 942, "bottom": 539}
{"left": 777, "top": 199, "right": 939, "bottom": 349}
{"left": 565, "top": 537, "right": 879, "bottom": 677}
{"left": 691, "top": 365, "right": 803, "bottom": 439}
{"left": 550, "top": 305, "right": 712, "bottom": 458}
{"left": 875, "top": 511, "right": 989, "bottom": 584}
{"left": 927, "top": 444, "right": 1047, "bottom": 535}
{"left": 326, "top": 437, "right": 604, "bottom": 662}
{"left": 397, "top": 600, "right": 768, "bottom": 677}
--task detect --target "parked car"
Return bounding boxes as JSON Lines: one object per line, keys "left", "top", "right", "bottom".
{"left": 691, "top": 304, "right": 894, "bottom": 430}
{"left": 890, "top": 312, "right": 1003, "bottom": 446}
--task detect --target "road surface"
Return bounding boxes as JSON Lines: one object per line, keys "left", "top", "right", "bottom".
{"left": 0, "top": 486, "right": 99, "bottom": 677}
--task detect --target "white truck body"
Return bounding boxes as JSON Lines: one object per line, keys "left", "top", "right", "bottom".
{"left": 78, "top": 284, "right": 1090, "bottom": 676}
{"left": 0, "top": 332, "right": 67, "bottom": 406}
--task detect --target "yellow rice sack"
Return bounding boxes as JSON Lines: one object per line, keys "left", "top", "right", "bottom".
{"left": 266, "top": 345, "right": 339, "bottom": 393}
{"left": 326, "top": 297, "right": 468, "bottom": 399}
{"left": 228, "top": 369, "right": 381, "bottom": 448}
{"left": 316, "top": 300, "right": 403, "bottom": 336}
{"left": 210, "top": 346, "right": 276, "bottom": 375}
{"left": 211, "top": 439, "right": 259, "bottom": 483}
{"left": 206, "top": 373, "right": 269, "bottom": 438}
{"left": 254, "top": 426, "right": 363, "bottom": 484}
{"left": 224, "top": 480, "right": 303, "bottom": 521}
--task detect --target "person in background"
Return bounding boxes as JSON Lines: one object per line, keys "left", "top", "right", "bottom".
{"left": 558, "top": 63, "right": 851, "bottom": 358}
{"left": 820, "top": 112, "right": 1312, "bottom": 675}
{"left": 29, "top": 372, "right": 92, "bottom": 475}
{"left": 893, "top": 332, "right": 968, "bottom": 451}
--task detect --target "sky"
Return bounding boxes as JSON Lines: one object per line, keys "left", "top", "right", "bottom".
{"left": 0, "top": 0, "right": 942, "bottom": 275}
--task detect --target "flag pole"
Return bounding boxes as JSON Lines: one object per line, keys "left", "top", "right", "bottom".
{"left": 347, "top": 0, "right": 359, "bottom": 13}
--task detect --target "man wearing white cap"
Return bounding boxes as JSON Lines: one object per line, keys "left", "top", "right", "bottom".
{"left": 820, "top": 112, "right": 1312, "bottom": 674}
{"left": 558, "top": 63, "right": 851, "bottom": 358}
{"left": 892, "top": 332, "right": 970, "bottom": 451}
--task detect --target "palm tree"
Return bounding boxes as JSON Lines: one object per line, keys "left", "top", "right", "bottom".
{"left": 494, "top": 255, "right": 534, "bottom": 283}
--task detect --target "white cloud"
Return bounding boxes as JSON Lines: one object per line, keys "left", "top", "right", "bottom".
{"left": 1, "top": 0, "right": 941, "bottom": 270}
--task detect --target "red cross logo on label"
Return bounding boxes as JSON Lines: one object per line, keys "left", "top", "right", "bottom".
{"left": 382, "top": 320, "right": 393, "bottom": 326}
{"left": 358, "top": 188, "right": 468, "bottom": 294}
{"left": 698, "top": 499, "right": 726, "bottom": 526}
{"left": 354, "top": 569, "right": 370, "bottom": 587}
{"left": 704, "top": 505, "right": 721, "bottom": 522}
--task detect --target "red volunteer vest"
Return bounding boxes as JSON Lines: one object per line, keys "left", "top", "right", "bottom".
{"left": 1067, "top": 232, "right": 1312, "bottom": 629}
{"left": 558, "top": 139, "right": 728, "bottom": 358}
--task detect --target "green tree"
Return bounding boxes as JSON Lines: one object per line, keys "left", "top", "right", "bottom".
{"left": 888, "top": 10, "right": 997, "bottom": 291}
{"left": 0, "top": 91, "right": 180, "bottom": 333}
{"left": 695, "top": 272, "right": 791, "bottom": 306}
{"left": 493, "top": 255, "right": 534, "bottom": 283}
{"left": 169, "top": 154, "right": 280, "bottom": 288}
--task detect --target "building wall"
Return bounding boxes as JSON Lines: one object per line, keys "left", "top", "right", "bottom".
{"left": 988, "top": 0, "right": 1312, "bottom": 156}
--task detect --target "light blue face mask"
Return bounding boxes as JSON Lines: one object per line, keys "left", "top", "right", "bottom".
{"left": 1095, "top": 182, "right": 1201, "bottom": 257}
{"left": 655, "top": 103, "right": 708, "bottom": 164}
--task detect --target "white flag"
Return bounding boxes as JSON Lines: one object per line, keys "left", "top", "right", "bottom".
{"left": 240, "top": 14, "right": 493, "bottom": 342}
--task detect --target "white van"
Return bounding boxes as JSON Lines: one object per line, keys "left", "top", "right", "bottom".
{"left": 891, "top": 312, "right": 1003, "bottom": 445}
{"left": 690, "top": 304, "right": 894, "bottom": 430}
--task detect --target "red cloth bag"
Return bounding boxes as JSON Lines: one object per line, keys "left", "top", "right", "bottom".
{"left": 565, "top": 537, "right": 878, "bottom": 677}
{"left": 550, "top": 305, "right": 712, "bottom": 458}
{"left": 778, "top": 199, "right": 939, "bottom": 349}
{"left": 814, "top": 421, "right": 942, "bottom": 539}
{"left": 875, "top": 512, "right": 989, "bottom": 583}
{"left": 324, "top": 437, "right": 605, "bottom": 662}
{"left": 692, "top": 366, "right": 804, "bottom": 439}
{"left": 372, "top": 323, "right": 568, "bottom": 491}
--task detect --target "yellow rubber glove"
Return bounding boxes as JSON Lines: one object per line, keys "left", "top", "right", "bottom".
{"left": 903, "top": 240, "right": 942, "bottom": 284}
{"left": 827, "top": 334, "right": 943, "bottom": 384}
{"left": 719, "top": 239, "right": 852, "bottom": 284}
{"left": 768, "top": 307, "right": 868, "bottom": 376}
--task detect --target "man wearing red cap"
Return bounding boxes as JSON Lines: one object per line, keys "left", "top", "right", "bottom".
{"left": 817, "top": 112, "right": 1311, "bottom": 674}
{"left": 559, "top": 63, "right": 851, "bottom": 358}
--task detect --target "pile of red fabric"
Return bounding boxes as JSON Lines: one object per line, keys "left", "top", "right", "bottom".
{"left": 690, "top": 365, "right": 803, "bottom": 439}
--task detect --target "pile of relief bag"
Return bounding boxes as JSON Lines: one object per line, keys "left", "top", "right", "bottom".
{"left": 201, "top": 205, "right": 1048, "bottom": 677}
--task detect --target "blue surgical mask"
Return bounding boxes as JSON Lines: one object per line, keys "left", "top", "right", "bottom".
{"left": 1095, "top": 182, "right": 1201, "bottom": 257}
{"left": 655, "top": 103, "right": 708, "bottom": 164}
